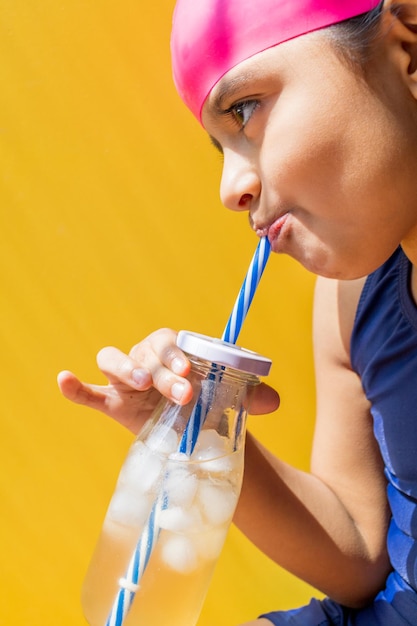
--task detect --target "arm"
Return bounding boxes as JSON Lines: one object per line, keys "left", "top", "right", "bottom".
{"left": 57, "top": 281, "right": 390, "bottom": 606}
{"left": 234, "top": 276, "right": 391, "bottom": 607}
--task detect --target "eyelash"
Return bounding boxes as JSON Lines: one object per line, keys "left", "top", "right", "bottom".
{"left": 225, "top": 99, "right": 260, "bottom": 129}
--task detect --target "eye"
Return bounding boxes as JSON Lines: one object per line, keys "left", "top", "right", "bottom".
{"left": 227, "top": 99, "right": 259, "bottom": 128}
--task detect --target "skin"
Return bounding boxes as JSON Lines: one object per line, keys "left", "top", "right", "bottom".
{"left": 58, "top": 1, "right": 417, "bottom": 622}
{"left": 203, "top": 14, "right": 417, "bottom": 280}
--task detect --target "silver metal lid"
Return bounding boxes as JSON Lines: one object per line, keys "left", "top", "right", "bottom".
{"left": 176, "top": 330, "right": 272, "bottom": 376}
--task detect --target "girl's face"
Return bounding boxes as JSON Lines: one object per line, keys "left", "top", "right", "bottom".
{"left": 201, "top": 30, "right": 417, "bottom": 279}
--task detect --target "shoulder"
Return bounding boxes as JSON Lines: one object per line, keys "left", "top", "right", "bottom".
{"left": 313, "top": 275, "right": 367, "bottom": 367}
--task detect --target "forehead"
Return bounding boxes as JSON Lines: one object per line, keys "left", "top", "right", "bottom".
{"left": 171, "top": 0, "right": 382, "bottom": 122}
{"left": 202, "top": 34, "right": 328, "bottom": 118}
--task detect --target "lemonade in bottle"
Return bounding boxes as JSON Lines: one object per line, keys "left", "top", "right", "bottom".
{"left": 81, "top": 331, "right": 272, "bottom": 626}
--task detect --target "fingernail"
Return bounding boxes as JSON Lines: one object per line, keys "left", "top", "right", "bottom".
{"left": 171, "top": 382, "right": 186, "bottom": 402}
{"left": 172, "top": 357, "right": 186, "bottom": 374}
{"left": 132, "top": 368, "right": 149, "bottom": 387}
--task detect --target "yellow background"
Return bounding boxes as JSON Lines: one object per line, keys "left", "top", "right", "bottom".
{"left": 0, "top": 2, "right": 319, "bottom": 624}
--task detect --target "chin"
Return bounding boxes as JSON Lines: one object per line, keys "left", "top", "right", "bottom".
{"left": 291, "top": 248, "right": 373, "bottom": 281}
{"left": 282, "top": 231, "right": 398, "bottom": 280}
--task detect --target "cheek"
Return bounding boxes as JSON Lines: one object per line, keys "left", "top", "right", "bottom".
{"left": 260, "top": 120, "right": 345, "bottom": 205}
{"left": 262, "top": 96, "right": 392, "bottom": 213}
{"left": 259, "top": 68, "right": 406, "bottom": 221}
{"left": 268, "top": 88, "right": 349, "bottom": 174}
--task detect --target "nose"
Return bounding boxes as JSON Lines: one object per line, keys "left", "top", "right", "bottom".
{"left": 220, "top": 150, "right": 261, "bottom": 212}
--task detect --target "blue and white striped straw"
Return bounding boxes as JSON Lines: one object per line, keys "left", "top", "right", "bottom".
{"left": 105, "top": 236, "right": 271, "bottom": 626}
{"left": 179, "top": 236, "right": 271, "bottom": 454}
{"left": 222, "top": 236, "right": 271, "bottom": 344}
{"left": 105, "top": 497, "right": 163, "bottom": 626}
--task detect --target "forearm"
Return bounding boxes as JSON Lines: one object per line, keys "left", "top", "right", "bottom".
{"left": 234, "top": 433, "right": 391, "bottom": 607}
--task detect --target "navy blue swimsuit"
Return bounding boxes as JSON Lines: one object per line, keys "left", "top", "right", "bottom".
{"left": 260, "top": 248, "right": 417, "bottom": 625}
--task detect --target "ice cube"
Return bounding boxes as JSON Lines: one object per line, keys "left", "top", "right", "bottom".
{"left": 146, "top": 425, "right": 179, "bottom": 455}
{"left": 140, "top": 454, "right": 165, "bottom": 493}
{"left": 161, "top": 535, "right": 198, "bottom": 574}
{"left": 163, "top": 466, "right": 198, "bottom": 508}
{"left": 191, "top": 429, "right": 236, "bottom": 473}
{"left": 195, "top": 526, "right": 228, "bottom": 561}
{"left": 118, "top": 445, "right": 164, "bottom": 495}
{"left": 193, "top": 429, "right": 229, "bottom": 456}
{"left": 159, "top": 505, "right": 202, "bottom": 532}
{"left": 107, "top": 488, "right": 151, "bottom": 527}
{"left": 168, "top": 451, "right": 190, "bottom": 463}
{"left": 197, "top": 480, "right": 238, "bottom": 527}
{"left": 118, "top": 441, "right": 147, "bottom": 485}
{"left": 193, "top": 448, "right": 235, "bottom": 474}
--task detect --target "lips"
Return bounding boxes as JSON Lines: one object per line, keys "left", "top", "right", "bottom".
{"left": 268, "top": 213, "right": 289, "bottom": 242}
{"left": 255, "top": 213, "right": 289, "bottom": 245}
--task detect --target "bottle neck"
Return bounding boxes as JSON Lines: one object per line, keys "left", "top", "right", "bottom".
{"left": 186, "top": 354, "right": 260, "bottom": 388}
{"left": 181, "top": 354, "right": 259, "bottom": 454}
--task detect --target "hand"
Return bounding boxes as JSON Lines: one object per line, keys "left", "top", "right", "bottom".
{"left": 57, "top": 328, "right": 280, "bottom": 434}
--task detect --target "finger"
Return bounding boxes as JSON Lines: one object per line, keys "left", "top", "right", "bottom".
{"left": 98, "top": 336, "right": 192, "bottom": 406}
{"left": 57, "top": 370, "right": 112, "bottom": 412}
{"left": 96, "top": 346, "right": 153, "bottom": 390}
{"left": 129, "top": 329, "right": 193, "bottom": 404}
{"left": 130, "top": 328, "right": 190, "bottom": 376}
{"left": 247, "top": 383, "right": 280, "bottom": 415}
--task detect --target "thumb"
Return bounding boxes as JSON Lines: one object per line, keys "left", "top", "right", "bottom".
{"left": 247, "top": 382, "right": 280, "bottom": 415}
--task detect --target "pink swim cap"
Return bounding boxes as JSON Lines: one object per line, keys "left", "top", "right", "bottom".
{"left": 171, "top": 0, "right": 381, "bottom": 122}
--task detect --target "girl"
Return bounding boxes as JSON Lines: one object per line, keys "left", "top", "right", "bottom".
{"left": 58, "top": 1, "right": 417, "bottom": 623}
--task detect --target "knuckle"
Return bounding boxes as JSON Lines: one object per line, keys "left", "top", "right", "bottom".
{"left": 161, "top": 344, "right": 182, "bottom": 365}
{"left": 130, "top": 329, "right": 180, "bottom": 367}
{"left": 153, "top": 367, "right": 176, "bottom": 393}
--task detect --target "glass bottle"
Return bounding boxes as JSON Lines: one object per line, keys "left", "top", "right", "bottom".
{"left": 81, "top": 331, "right": 272, "bottom": 626}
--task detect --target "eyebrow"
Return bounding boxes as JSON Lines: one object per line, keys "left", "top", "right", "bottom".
{"left": 210, "top": 71, "right": 257, "bottom": 114}
{"left": 205, "top": 72, "right": 257, "bottom": 154}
